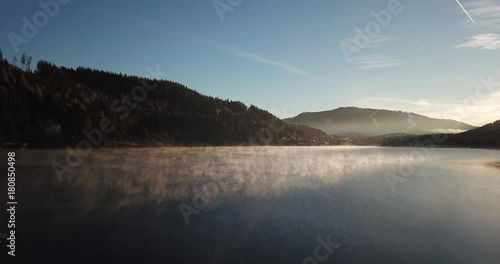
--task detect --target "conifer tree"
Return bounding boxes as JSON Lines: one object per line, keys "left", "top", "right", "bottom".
{"left": 21, "top": 53, "right": 27, "bottom": 70}
{"left": 26, "top": 56, "right": 32, "bottom": 71}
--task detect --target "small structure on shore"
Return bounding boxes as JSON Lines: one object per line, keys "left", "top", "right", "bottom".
{"left": 45, "top": 119, "right": 61, "bottom": 136}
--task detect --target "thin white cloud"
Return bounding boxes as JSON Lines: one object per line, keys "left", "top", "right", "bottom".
{"left": 350, "top": 55, "right": 401, "bottom": 69}
{"left": 341, "top": 33, "right": 401, "bottom": 70}
{"left": 342, "top": 34, "right": 395, "bottom": 49}
{"left": 369, "top": 35, "right": 396, "bottom": 47}
{"left": 234, "top": 52, "right": 308, "bottom": 75}
{"left": 168, "top": 30, "right": 334, "bottom": 83}
{"left": 232, "top": 51, "right": 336, "bottom": 83}
{"left": 412, "top": 99, "right": 431, "bottom": 106}
{"left": 456, "top": 33, "right": 500, "bottom": 50}
{"left": 460, "top": 1, "right": 500, "bottom": 29}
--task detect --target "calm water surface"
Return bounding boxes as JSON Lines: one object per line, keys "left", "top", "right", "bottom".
{"left": 6, "top": 147, "right": 500, "bottom": 263}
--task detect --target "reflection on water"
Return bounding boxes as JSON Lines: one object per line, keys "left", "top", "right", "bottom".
{"left": 8, "top": 147, "right": 500, "bottom": 263}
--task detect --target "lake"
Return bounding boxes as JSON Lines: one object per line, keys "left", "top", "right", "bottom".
{"left": 7, "top": 147, "right": 500, "bottom": 263}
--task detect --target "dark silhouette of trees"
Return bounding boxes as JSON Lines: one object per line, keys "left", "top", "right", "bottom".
{"left": 27, "top": 56, "right": 32, "bottom": 71}
{"left": 19, "top": 53, "right": 32, "bottom": 71}
{"left": 21, "top": 53, "right": 26, "bottom": 70}
{"left": 0, "top": 57, "right": 336, "bottom": 147}
{"left": 381, "top": 120, "right": 500, "bottom": 149}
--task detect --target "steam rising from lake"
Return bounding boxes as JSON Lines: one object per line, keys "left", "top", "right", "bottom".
{"left": 56, "top": 147, "right": 444, "bottom": 206}
{"left": 10, "top": 147, "right": 500, "bottom": 263}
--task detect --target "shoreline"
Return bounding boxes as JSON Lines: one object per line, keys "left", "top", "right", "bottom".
{"left": 1, "top": 145, "right": 499, "bottom": 151}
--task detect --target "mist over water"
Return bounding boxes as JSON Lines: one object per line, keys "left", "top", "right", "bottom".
{"left": 9, "top": 147, "right": 500, "bottom": 263}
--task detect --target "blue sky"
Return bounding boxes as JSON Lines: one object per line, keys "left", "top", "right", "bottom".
{"left": 1, "top": 0, "right": 499, "bottom": 126}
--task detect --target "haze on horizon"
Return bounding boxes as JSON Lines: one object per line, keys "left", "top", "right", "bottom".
{"left": 2, "top": 0, "right": 499, "bottom": 126}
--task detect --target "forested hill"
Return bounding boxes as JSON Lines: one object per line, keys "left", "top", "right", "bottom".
{"left": 0, "top": 57, "right": 335, "bottom": 147}
{"left": 381, "top": 119, "right": 500, "bottom": 149}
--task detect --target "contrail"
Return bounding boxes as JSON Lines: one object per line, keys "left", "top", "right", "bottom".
{"left": 456, "top": 0, "right": 475, "bottom": 24}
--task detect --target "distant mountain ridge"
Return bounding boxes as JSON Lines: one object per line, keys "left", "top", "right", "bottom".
{"left": 285, "top": 107, "right": 477, "bottom": 137}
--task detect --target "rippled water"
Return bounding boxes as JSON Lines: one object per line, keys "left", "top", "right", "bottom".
{"left": 8, "top": 147, "right": 500, "bottom": 263}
